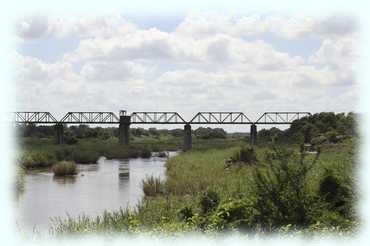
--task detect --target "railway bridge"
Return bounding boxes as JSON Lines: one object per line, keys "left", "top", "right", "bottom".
{"left": 10, "top": 111, "right": 311, "bottom": 150}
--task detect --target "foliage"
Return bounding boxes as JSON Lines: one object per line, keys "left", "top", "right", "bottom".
{"left": 199, "top": 190, "right": 220, "bottom": 214}
{"left": 230, "top": 146, "right": 257, "bottom": 165}
{"left": 208, "top": 198, "right": 257, "bottom": 231}
{"left": 52, "top": 161, "right": 78, "bottom": 176}
{"left": 178, "top": 206, "right": 194, "bottom": 222}
{"left": 249, "top": 146, "right": 322, "bottom": 230}
{"left": 258, "top": 112, "right": 357, "bottom": 144}
{"left": 19, "top": 151, "right": 57, "bottom": 169}
{"left": 140, "top": 148, "right": 152, "bottom": 158}
{"left": 194, "top": 127, "right": 227, "bottom": 139}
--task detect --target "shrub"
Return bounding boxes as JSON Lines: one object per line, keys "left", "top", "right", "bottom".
{"left": 209, "top": 199, "right": 257, "bottom": 231}
{"left": 249, "top": 146, "right": 321, "bottom": 229}
{"left": 311, "top": 135, "right": 327, "bottom": 146}
{"left": 319, "top": 174, "right": 352, "bottom": 216}
{"left": 231, "top": 146, "right": 257, "bottom": 164}
{"left": 20, "top": 151, "right": 57, "bottom": 169}
{"left": 142, "top": 176, "right": 165, "bottom": 196}
{"left": 199, "top": 190, "right": 220, "bottom": 214}
{"left": 178, "top": 206, "right": 194, "bottom": 222}
{"left": 140, "top": 148, "right": 152, "bottom": 158}
{"left": 71, "top": 149, "right": 100, "bottom": 164}
{"left": 52, "top": 161, "right": 78, "bottom": 176}
{"left": 325, "top": 130, "right": 340, "bottom": 143}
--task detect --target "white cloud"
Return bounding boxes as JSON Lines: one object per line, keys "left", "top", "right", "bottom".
{"left": 309, "top": 36, "right": 356, "bottom": 69}
{"left": 80, "top": 61, "right": 149, "bottom": 82}
{"left": 14, "top": 13, "right": 357, "bottom": 116}
{"left": 16, "top": 54, "right": 79, "bottom": 82}
{"left": 15, "top": 15, "right": 49, "bottom": 39}
{"left": 175, "top": 13, "right": 356, "bottom": 40}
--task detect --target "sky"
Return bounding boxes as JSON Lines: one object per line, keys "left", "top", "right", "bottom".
{"left": 13, "top": 12, "right": 358, "bottom": 124}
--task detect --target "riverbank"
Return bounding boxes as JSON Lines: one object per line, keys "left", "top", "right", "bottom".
{"left": 50, "top": 139, "right": 357, "bottom": 236}
{"left": 18, "top": 137, "right": 246, "bottom": 170}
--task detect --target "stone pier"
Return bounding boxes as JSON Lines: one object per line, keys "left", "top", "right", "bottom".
{"left": 119, "top": 115, "right": 131, "bottom": 145}
{"left": 250, "top": 124, "right": 257, "bottom": 145}
{"left": 183, "top": 124, "right": 192, "bottom": 151}
{"left": 55, "top": 124, "right": 64, "bottom": 145}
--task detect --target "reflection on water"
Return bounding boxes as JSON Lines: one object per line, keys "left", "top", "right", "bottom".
{"left": 52, "top": 176, "right": 77, "bottom": 185}
{"left": 17, "top": 151, "right": 178, "bottom": 231}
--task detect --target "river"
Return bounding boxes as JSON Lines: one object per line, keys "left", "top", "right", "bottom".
{"left": 16, "top": 151, "right": 178, "bottom": 231}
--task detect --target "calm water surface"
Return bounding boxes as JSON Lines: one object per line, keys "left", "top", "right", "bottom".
{"left": 17, "top": 152, "right": 178, "bottom": 231}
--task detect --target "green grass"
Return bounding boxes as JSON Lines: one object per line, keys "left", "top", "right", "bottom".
{"left": 52, "top": 161, "right": 78, "bottom": 176}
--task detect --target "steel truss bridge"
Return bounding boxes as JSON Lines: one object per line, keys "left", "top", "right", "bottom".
{"left": 10, "top": 111, "right": 311, "bottom": 149}
{"left": 10, "top": 111, "right": 310, "bottom": 125}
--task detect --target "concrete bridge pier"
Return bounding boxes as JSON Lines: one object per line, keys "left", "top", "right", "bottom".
{"left": 119, "top": 115, "right": 131, "bottom": 145}
{"left": 250, "top": 124, "right": 257, "bottom": 145}
{"left": 183, "top": 124, "right": 192, "bottom": 151}
{"left": 55, "top": 124, "right": 64, "bottom": 144}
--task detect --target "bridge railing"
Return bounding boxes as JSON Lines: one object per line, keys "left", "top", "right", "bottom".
{"left": 130, "top": 112, "right": 186, "bottom": 124}
{"left": 190, "top": 112, "right": 252, "bottom": 124}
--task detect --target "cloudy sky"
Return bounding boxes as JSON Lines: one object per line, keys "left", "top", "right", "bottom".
{"left": 14, "top": 12, "right": 357, "bottom": 122}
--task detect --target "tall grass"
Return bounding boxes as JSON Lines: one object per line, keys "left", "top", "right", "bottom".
{"left": 142, "top": 176, "right": 166, "bottom": 196}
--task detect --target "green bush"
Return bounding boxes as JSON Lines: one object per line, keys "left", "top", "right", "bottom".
{"left": 178, "top": 206, "right": 194, "bottom": 222}
{"left": 52, "top": 161, "right": 78, "bottom": 176}
{"left": 209, "top": 199, "right": 257, "bottom": 231}
{"left": 311, "top": 135, "right": 327, "bottom": 146}
{"left": 140, "top": 148, "right": 152, "bottom": 158}
{"left": 231, "top": 146, "right": 257, "bottom": 164}
{"left": 319, "top": 174, "right": 353, "bottom": 217}
{"left": 71, "top": 149, "right": 100, "bottom": 164}
{"left": 20, "top": 151, "right": 57, "bottom": 169}
{"left": 249, "top": 146, "right": 321, "bottom": 229}
{"left": 199, "top": 190, "right": 220, "bottom": 214}
{"left": 325, "top": 130, "right": 341, "bottom": 143}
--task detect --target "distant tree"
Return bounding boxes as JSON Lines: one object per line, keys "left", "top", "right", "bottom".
{"left": 194, "top": 127, "right": 227, "bottom": 139}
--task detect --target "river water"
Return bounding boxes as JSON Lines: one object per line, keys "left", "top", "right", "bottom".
{"left": 16, "top": 152, "right": 178, "bottom": 231}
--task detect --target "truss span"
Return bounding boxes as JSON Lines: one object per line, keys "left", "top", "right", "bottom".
{"left": 190, "top": 112, "right": 252, "bottom": 124}
{"left": 11, "top": 112, "right": 58, "bottom": 124}
{"left": 60, "top": 112, "right": 119, "bottom": 124}
{"left": 255, "top": 112, "right": 311, "bottom": 124}
{"left": 130, "top": 112, "right": 186, "bottom": 124}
